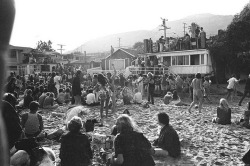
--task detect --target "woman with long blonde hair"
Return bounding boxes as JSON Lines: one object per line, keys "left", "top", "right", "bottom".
{"left": 212, "top": 98, "right": 231, "bottom": 125}
{"left": 110, "top": 114, "right": 155, "bottom": 166}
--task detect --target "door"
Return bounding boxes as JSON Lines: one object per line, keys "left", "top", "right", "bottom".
{"left": 110, "top": 59, "right": 125, "bottom": 70}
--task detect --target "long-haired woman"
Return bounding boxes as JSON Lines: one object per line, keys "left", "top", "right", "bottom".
{"left": 212, "top": 98, "right": 231, "bottom": 125}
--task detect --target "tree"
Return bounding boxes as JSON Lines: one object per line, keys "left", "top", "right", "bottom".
{"left": 189, "top": 22, "right": 199, "bottom": 38}
{"left": 36, "top": 40, "right": 55, "bottom": 52}
{"left": 133, "top": 41, "right": 144, "bottom": 53}
{"left": 208, "top": 2, "right": 250, "bottom": 82}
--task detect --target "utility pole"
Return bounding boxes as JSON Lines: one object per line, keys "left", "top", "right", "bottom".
{"left": 183, "top": 23, "right": 187, "bottom": 36}
{"left": 57, "top": 44, "right": 65, "bottom": 54}
{"left": 118, "top": 38, "right": 121, "bottom": 48}
{"left": 159, "top": 18, "right": 170, "bottom": 41}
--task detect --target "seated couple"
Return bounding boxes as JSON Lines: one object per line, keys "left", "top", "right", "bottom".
{"left": 84, "top": 89, "right": 100, "bottom": 106}
{"left": 122, "top": 87, "right": 143, "bottom": 105}
{"left": 164, "top": 90, "right": 189, "bottom": 106}
{"left": 109, "top": 112, "right": 181, "bottom": 165}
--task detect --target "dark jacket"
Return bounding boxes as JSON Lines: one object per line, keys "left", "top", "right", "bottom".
{"left": 59, "top": 131, "right": 93, "bottom": 166}
{"left": 114, "top": 130, "right": 155, "bottom": 166}
{"left": 153, "top": 125, "right": 181, "bottom": 158}
{"left": 23, "top": 95, "right": 34, "bottom": 108}
{"left": 72, "top": 76, "right": 81, "bottom": 96}
{"left": 2, "top": 100, "right": 22, "bottom": 149}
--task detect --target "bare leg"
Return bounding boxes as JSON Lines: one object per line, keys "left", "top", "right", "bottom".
{"left": 198, "top": 98, "right": 203, "bottom": 113}
{"left": 188, "top": 101, "right": 196, "bottom": 113}
{"left": 100, "top": 100, "right": 104, "bottom": 125}
{"left": 111, "top": 95, "right": 116, "bottom": 113}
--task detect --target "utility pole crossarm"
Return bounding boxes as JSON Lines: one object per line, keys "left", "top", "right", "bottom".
{"left": 160, "top": 18, "right": 171, "bottom": 41}
{"left": 57, "top": 44, "right": 66, "bottom": 54}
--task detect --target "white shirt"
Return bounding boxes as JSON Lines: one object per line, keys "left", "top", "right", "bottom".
{"left": 54, "top": 75, "right": 61, "bottom": 85}
{"left": 86, "top": 93, "right": 96, "bottom": 104}
{"left": 65, "top": 106, "right": 87, "bottom": 125}
{"left": 227, "top": 77, "right": 238, "bottom": 89}
{"left": 133, "top": 92, "right": 142, "bottom": 104}
{"left": 137, "top": 76, "right": 143, "bottom": 86}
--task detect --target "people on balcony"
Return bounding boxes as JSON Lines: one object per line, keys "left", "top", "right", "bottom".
{"left": 159, "top": 36, "right": 165, "bottom": 52}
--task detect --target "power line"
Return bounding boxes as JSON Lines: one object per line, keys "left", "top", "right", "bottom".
{"left": 57, "top": 44, "right": 65, "bottom": 54}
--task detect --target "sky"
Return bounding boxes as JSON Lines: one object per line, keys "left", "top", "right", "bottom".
{"left": 10, "top": 0, "right": 250, "bottom": 52}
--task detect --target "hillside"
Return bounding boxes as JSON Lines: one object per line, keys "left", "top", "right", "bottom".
{"left": 72, "top": 13, "right": 233, "bottom": 54}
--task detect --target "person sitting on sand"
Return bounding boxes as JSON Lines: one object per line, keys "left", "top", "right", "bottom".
{"left": 152, "top": 112, "right": 181, "bottom": 158}
{"left": 163, "top": 92, "right": 173, "bottom": 105}
{"left": 43, "top": 92, "right": 59, "bottom": 109}
{"left": 170, "top": 90, "right": 189, "bottom": 106}
{"left": 133, "top": 88, "right": 142, "bottom": 104}
{"left": 122, "top": 81, "right": 133, "bottom": 105}
{"left": 38, "top": 89, "right": 48, "bottom": 108}
{"left": 212, "top": 98, "right": 231, "bottom": 125}
{"left": 86, "top": 89, "right": 99, "bottom": 106}
{"left": 239, "top": 102, "right": 250, "bottom": 129}
{"left": 110, "top": 114, "right": 155, "bottom": 166}
{"left": 23, "top": 89, "right": 33, "bottom": 109}
{"left": 56, "top": 88, "right": 65, "bottom": 105}
{"left": 111, "top": 109, "right": 130, "bottom": 136}
{"left": 21, "top": 101, "right": 43, "bottom": 138}
{"left": 60, "top": 116, "right": 93, "bottom": 166}
{"left": 64, "top": 88, "right": 71, "bottom": 104}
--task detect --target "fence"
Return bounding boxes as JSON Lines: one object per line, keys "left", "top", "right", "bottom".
{"left": 87, "top": 66, "right": 178, "bottom": 78}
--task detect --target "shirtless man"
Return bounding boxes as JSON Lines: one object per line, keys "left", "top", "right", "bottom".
{"left": 188, "top": 73, "right": 203, "bottom": 113}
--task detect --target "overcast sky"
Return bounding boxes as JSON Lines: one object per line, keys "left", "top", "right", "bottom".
{"left": 10, "top": 0, "right": 249, "bottom": 52}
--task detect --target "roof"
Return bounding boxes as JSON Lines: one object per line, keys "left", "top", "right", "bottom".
{"left": 139, "top": 49, "right": 209, "bottom": 57}
{"left": 9, "top": 45, "right": 33, "bottom": 54}
{"left": 105, "top": 48, "right": 139, "bottom": 59}
{"left": 70, "top": 60, "right": 89, "bottom": 64}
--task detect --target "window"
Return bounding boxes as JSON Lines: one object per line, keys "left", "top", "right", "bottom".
{"left": 41, "top": 65, "right": 50, "bottom": 72}
{"left": 172, "top": 55, "right": 189, "bottom": 65}
{"left": 177, "top": 56, "right": 183, "bottom": 65}
{"left": 190, "top": 54, "right": 200, "bottom": 65}
{"left": 10, "top": 50, "right": 16, "bottom": 58}
{"left": 201, "top": 54, "right": 204, "bottom": 64}
{"left": 172, "top": 56, "right": 177, "bottom": 65}
{"left": 184, "top": 55, "right": 189, "bottom": 65}
{"left": 9, "top": 66, "right": 17, "bottom": 70}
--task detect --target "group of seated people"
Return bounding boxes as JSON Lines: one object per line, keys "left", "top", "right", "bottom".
{"left": 163, "top": 90, "right": 189, "bottom": 106}
{"left": 5, "top": 88, "right": 250, "bottom": 166}
{"left": 21, "top": 84, "right": 72, "bottom": 110}
{"left": 59, "top": 111, "right": 181, "bottom": 166}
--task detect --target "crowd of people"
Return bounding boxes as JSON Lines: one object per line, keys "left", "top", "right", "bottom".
{"left": 3, "top": 64, "right": 250, "bottom": 165}
{"left": 1, "top": 2, "right": 249, "bottom": 165}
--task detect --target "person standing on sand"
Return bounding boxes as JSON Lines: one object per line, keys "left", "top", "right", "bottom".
{"left": 239, "top": 74, "right": 250, "bottom": 106}
{"left": 226, "top": 74, "right": 240, "bottom": 102}
{"left": 72, "top": 70, "right": 82, "bottom": 105}
{"left": 188, "top": 73, "right": 203, "bottom": 113}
